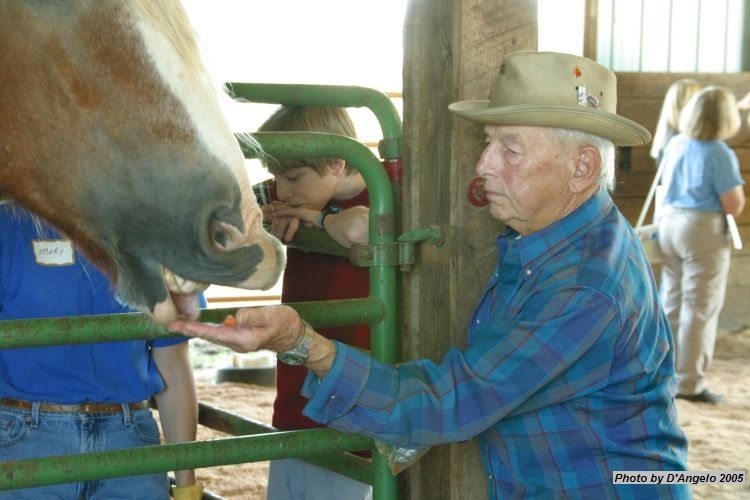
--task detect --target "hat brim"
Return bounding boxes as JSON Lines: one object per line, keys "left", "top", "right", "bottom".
{"left": 449, "top": 99, "right": 651, "bottom": 146}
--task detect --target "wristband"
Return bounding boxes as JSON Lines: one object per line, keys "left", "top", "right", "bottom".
{"left": 318, "top": 205, "right": 342, "bottom": 230}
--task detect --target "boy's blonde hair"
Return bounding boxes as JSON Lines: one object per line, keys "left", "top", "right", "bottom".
{"left": 258, "top": 106, "right": 357, "bottom": 176}
{"left": 679, "top": 86, "right": 741, "bottom": 141}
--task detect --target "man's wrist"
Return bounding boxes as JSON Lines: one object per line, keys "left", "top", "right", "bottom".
{"left": 305, "top": 335, "right": 337, "bottom": 377}
{"left": 277, "top": 318, "right": 312, "bottom": 365}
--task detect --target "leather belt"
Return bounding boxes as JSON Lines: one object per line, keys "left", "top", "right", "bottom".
{"left": 0, "top": 398, "right": 149, "bottom": 414}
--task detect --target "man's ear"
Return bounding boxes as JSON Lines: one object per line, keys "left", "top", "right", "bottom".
{"left": 569, "top": 146, "right": 601, "bottom": 194}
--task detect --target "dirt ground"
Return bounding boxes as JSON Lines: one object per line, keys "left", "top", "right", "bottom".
{"left": 188, "top": 329, "right": 750, "bottom": 500}
{"left": 194, "top": 381, "right": 275, "bottom": 500}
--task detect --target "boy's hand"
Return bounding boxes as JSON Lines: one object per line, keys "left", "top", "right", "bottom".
{"left": 261, "top": 201, "right": 320, "bottom": 242}
{"left": 261, "top": 201, "right": 309, "bottom": 241}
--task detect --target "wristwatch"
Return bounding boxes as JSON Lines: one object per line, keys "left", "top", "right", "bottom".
{"left": 277, "top": 320, "right": 315, "bottom": 365}
{"left": 318, "top": 205, "right": 342, "bottom": 230}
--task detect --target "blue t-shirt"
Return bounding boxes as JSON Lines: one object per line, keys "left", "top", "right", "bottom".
{"left": 0, "top": 204, "right": 188, "bottom": 403}
{"left": 302, "top": 191, "right": 689, "bottom": 498}
{"left": 661, "top": 134, "right": 744, "bottom": 212}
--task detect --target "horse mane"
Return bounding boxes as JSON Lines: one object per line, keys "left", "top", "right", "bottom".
{"left": 130, "top": 0, "right": 263, "bottom": 159}
{"left": 131, "top": 0, "right": 214, "bottom": 101}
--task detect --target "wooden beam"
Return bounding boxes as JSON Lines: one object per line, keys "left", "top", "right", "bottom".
{"left": 583, "top": 0, "right": 598, "bottom": 60}
{"left": 401, "top": 1, "right": 537, "bottom": 498}
{"left": 742, "top": 0, "right": 750, "bottom": 71}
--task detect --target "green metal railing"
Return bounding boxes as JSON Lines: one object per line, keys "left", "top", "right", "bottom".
{"left": 228, "top": 83, "right": 403, "bottom": 160}
{"left": 0, "top": 84, "right": 415, "bottom": 499}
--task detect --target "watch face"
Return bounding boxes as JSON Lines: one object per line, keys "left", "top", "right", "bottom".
{"left": 277, "top": 351, "right": 305, "bottom": 365}
{"left": 276, "top": 321, "right": 314, "bottom": 365}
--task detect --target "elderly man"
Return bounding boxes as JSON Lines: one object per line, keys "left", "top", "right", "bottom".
{"left": 170, "top": 51, "right": 689, "bottom": 498}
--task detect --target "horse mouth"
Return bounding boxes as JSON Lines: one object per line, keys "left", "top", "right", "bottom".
{"left": 153, "top": 268, "right": 209, "bottom": 324}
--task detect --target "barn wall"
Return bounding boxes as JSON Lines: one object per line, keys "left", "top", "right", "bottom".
{"left": 614, "top": 72, "right": 750, "bottom": 331}
{"left": 401, "top": 0, "right": 537, "bottom": 498}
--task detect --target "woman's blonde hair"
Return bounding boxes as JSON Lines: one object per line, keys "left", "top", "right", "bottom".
{"left": 257, "top": 106, "right": 357, "bottom": 176}
{"left": 679, "top": 86, "right": 741, "bottom": 141}
{"left": 650, "top": 79, "right": 702, "bottom": 160}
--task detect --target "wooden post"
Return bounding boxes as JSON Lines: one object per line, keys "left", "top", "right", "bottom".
{"left": 401, "top": 1, "right": 537, "bottom": 497}
{"left": 583, "top": 0, "right": 598, "bottom": 60}
{"left": 742, "top": 0, "right": 750, "bottom": 71}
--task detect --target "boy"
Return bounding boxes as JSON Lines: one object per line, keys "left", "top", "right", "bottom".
{"left": 257, "top": 106, "right": 372, "bottom": 500}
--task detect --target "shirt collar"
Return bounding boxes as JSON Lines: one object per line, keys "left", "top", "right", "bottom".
{"left": 500, "top": 190, "right": 613, "bottom": 269}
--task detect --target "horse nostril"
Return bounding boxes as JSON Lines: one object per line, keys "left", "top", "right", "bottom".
{"left": 213, "top": 229, "right": 228, "bottom": 248}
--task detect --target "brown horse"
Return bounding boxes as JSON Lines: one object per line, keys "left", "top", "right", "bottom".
{"left": 0, "top": 0, "right": 285, "bottom": 324}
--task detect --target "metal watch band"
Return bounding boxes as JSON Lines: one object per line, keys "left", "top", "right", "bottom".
{"left": 276, "top": 320, "right": 314, "bottom": 365}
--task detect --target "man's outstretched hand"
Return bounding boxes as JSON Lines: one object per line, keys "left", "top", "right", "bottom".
{"left": 168, "top": 305, "right": 304, "bottom": 354}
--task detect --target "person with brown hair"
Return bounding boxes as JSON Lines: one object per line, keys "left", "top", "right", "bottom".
{"left": 255, "top": 106, "right": 372, "bottom": 500}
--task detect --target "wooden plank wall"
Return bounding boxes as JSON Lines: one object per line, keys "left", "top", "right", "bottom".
{"left": 615, "top": 72, "right": 750, "bottom": 330}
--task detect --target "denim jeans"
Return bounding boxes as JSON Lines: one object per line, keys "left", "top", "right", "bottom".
{"left": 0, "top": 402, "right": 170, "bottom": 499}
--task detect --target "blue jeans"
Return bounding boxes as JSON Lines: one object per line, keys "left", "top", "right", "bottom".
{"left": 0, "top": 402, "right": 170, "bottom": 499}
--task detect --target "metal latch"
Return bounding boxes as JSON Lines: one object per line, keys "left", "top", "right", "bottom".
{"left": 350, "top": 225, "right": 443, "bottom": 271}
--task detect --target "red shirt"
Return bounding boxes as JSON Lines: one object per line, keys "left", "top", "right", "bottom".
{"left": 271, "top": 187, "right": 370, "bottom": 431}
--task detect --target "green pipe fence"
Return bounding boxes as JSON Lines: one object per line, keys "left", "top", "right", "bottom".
{"left": 197, "top": 403, "right": 373, "bottom": 482}
{"left": 0, "top": 429, "right": 374, "bottom": 490}
{"left": 0, "top": 299, "right": 384, "bottom": 349}
{"left": 228, "top": 83, "right": 403, "bottom": 160}
{"left": 0, "top": 84, "right": 407, "bottom": 499}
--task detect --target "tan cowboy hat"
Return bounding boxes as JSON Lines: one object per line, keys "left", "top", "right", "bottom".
{"left": 448, "top": 51, "right": 651, "bottom": 146}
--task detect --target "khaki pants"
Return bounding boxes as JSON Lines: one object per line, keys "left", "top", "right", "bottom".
{"left": 658, "top": 209, "right": 731, "bottom": 395}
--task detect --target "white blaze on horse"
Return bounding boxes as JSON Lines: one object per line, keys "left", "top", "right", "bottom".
{"left": 0, "top": 0, "right": 285, "bottom": 324}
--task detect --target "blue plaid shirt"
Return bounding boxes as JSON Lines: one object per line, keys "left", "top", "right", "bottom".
{"left": 302, "top": 191, "right": 689, "bottom": 499}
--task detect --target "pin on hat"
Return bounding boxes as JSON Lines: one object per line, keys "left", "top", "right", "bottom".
{"left": 448, "top": 51, "right": 651, "bottom": 146}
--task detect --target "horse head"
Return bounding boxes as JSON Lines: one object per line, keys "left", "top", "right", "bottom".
{"left": 0, "top": 0, "right": 285, "bottom": 324}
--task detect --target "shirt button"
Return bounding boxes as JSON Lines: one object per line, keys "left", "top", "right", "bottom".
{"left": 524, "top": 269, "right": 531, "bottom": 276}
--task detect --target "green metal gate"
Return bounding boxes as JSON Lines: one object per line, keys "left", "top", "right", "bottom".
{"left": 0, "top": 84, "right": 440, "bottom": 499}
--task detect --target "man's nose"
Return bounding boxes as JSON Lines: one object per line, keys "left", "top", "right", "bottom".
{"left": 475, "top": 146, "right": 493, "bottom": 176}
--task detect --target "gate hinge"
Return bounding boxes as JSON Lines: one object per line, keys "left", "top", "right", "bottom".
{"left": 349, "top": 225, "right": 443, "bottom": 271}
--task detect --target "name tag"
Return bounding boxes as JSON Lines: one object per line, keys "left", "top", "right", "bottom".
{"left": 32, "top": 239, "right": 75, "bottom": 266}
